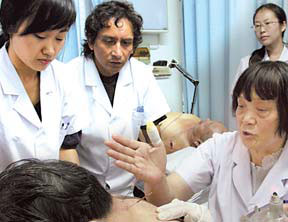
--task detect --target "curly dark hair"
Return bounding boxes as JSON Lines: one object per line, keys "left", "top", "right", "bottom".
{"left": 83, "top": 0, "right": 143, "bottom": 59}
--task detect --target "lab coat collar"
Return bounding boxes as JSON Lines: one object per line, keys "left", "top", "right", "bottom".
{"left": 83, "top": 58, "right": 134, "bottom": 115}
{"left": 232, "top": 133, "right": 253, "bottom": 208}
{"left": 83, "top": 58, "right": 113, "bottom": 114}
{"left": 263, "top": 45, "right": 288, "bottom": 62}
{"left": 83, "top": 57, "right": 99, "bottom": 87}
{"left": 83, "top": 58, "right": 133, "bottom": 87}
{"left": 232, "top": 133, "right": 288, "bottom": 212}
{"left": 117, "top": 58, "right": 133, "bottom": 87}
{"left": 249, "top": 141, "right": 288, "bottom": 210}
{"left": 0, "top": 45, "right": 43, "bottom": 128}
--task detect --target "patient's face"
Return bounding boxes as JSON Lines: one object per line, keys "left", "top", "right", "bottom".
{"left": 102, "top": 197, "right": 179, "bottom": 222}
{"left": 160, "top": 113, "right": 200, "bottom": 154}
{"left": 189, "top": 119, "right": 227, "bottom": 145}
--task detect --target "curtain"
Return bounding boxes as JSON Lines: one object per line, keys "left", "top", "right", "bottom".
{"left": 182, "top": 0, "right": 288, "bottom": 130}
{"left": 57, "top": 0, "right": 100, "bottom": 62}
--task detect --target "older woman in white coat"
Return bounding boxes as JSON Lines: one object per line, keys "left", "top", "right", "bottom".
{"left": 106, "top": 61, "right": 288, "bottom": 222}
{"left": 0, "top": 0, "right": 86, "bottom": 171}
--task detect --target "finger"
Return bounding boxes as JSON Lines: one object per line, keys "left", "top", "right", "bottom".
{"left": 157, "top": 199, "right": 182, "bottom": 212}
{"left": 112, "top": 134, "right": 144, "bottom": 150}
{"left": 107, "top": 149, "right": 135, "bottom": 165}
{"left": 158, "top": 208, "right": 186, "bottom": 221}
{"left": 114, "top": 160, "right": 144, "bottom": 176}
{"left": 105, "top": 140, "right": 136, "bottom": 157}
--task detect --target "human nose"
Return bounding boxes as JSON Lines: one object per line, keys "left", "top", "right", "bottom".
{"left": 241, "top": 111, "right": 256, "bottom": 125}
{"left": 42, "top": 39, "right": 55, "bottom": 58}
{"left": 259, "top": 24, "right": 267, "bottom": 32}
{"left": 111, "top": 42, "right": 122, "bottom": 58}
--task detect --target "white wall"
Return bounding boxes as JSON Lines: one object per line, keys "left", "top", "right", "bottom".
{"left": 140, "top": 0, "right": 184, "bottom": 112}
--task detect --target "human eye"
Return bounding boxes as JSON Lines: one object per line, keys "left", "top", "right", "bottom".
{"left": 121, "top": 39, "right": 133, "bottom": 47}
{"left": 256, "top": 108, "right": 267, "bottom": 112}
{"left": 254, "top": 24, "right": 261, "bottom": 29}
{"left": 265, "top": 21, "right": 272, "bottom": 26}
{"left": 55, "top": 35, "right": 66, "bottom": 42}
{"left": 34, "top": 33, "right": 45, "bottom": 40}
{"left": 237, "top": 102, "right": 245, "bottom": 109}
{"left": 102, "top": 37, "right": 116, "bottom": 45}
{"left": 238, "top": 105, "right": 244, "bottom": 109}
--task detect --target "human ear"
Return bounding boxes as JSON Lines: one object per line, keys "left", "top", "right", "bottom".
{"left": 88, "top": 39, "right": 95, "bottom": 51}
{"left": 281, "top": 21, "right": 287, "bottom": 33}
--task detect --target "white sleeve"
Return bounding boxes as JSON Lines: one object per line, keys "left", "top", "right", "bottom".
{"left": 175, "top": 136, "right": 218, "bottom": 194}
{"left": 141, "top": 65, "right": 170, "bottom": 122}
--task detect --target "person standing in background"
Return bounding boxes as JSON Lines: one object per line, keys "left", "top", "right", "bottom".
{"left": 68, "top": 0, "right": 169, "bottom": 196}
{"left": 233, "top": 3, "right": 287, "bottom": 83}
{"left": 0, "top": 0, "right": 87, "bottom": 171}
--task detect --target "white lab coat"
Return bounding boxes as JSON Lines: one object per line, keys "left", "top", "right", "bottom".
{"left": 229, "top": 46, "right": 288, "bottom": 130}
{"left": 68, "top": 56, "right": 170, "bottom": 195}
{"left": 175, "top": 131, "right": 288, "bottom": 222}
{"left": 232, "top": 46, "right": 288, "bottom": 91}
{"left": 0, "top": 45, "right": 85, "bottom": 171}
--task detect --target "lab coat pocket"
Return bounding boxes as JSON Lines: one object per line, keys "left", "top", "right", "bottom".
{"left": 131, "top": 110, "right": 144, "bottom": 139}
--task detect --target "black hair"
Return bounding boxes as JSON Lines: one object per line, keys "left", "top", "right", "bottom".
{"left": 83, "top": 0, "right": 143, "bottom": 59}
{"left": 0, "top": 0, "right": 76, "bottom": 48}
{"left": 249, "top": 3, "right": 287, "bottom": 65}
{"left": 0, "top": 159, "right": 112, "bottom": 222}
{"left": 232, "top": 61, "right": 288, "bottom": 137}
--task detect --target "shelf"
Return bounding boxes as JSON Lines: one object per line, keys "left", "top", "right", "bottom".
{"left": 141, "top": 29, "right": 168, "bottom": 34}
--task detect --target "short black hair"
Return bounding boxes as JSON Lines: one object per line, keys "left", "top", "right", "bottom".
{"left": 0, "top": 159, "right": 112, "bottom": 222}
{"left": 0, "top": 0, "right": 76, "bottom": 47}
{"left": 83, "top": 0, "right": 143, "bottom": 59}
{"left": 232, "top": 61, "right": 288, "bottom": 137}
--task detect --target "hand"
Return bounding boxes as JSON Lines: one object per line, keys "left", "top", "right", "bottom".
{"left": 157, "top": 199, "right": 211, "bottom": 222}
{"left": 105, "top": 134, "right": 167, "bottom": 185}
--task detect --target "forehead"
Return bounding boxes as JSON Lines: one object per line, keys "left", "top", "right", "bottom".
{"left": 239, "top": 90, "right": 276, "bottom": 105}
{"left": 98, "top": 17, "right": 134, "bottom": 38}
{"left": 255, "top": 8, "right": 278, "bottom": 22}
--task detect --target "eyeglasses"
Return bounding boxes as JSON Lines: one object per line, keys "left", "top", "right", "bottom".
{"left": 252, "top": 21, "right": 279, "bottom": 32}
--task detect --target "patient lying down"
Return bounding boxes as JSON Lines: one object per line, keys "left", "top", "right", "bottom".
{"left": 0, "top": 159, "right": 178, "bottom": 222}
{"left": 159, "top": 112, "right": 228, "bottom": 154}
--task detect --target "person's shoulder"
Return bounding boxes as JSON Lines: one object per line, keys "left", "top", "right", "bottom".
{"left": 49, "top": 59, "right": 71, "bottom": 77}
{"left": 67, "top": 55, "right": 85, "bottom": 66}
{"left": 201, "top": 131, "right": 238, "bottom": 152}
{"left": 212, "top": 131, "right": 237, "bottom": 142}
{"left": 239, "top": 55, "right": 251, "bottom": 66}
{"left": 130, "top": 58, "right": 153, "bottom": 73}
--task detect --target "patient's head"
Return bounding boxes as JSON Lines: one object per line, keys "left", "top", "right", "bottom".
{"left": 0, "top": 159, "right": 112, "bottom": 222}
{"left": 0, "top": 159, "right": 171, "bottom": 222}
{"left": 159, "top": 112, "right": 200, "bottom": 153}
{"left": 188, "top": 119, "right": 228, "bottom": 146}
{"left": 160, "top": 112, "right": 227, "bottom": 153}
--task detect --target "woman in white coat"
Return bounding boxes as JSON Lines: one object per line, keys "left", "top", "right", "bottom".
{"left": 0, "top": 0, "right": 85, "bottom": 171}
{"left": 106, "top": 61, "right": 288, "bottom": 222}
{"left": 69, "top": 1, "right": 169, "bottom": 196}
{"left": 233, "top": 3, "right": 287, "bottom": 83}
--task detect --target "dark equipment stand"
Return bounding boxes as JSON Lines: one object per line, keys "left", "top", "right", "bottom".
{"left": 169, "top": 59, "right": 199, "bottom": 114}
